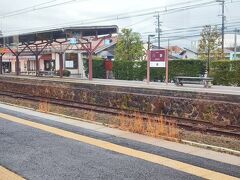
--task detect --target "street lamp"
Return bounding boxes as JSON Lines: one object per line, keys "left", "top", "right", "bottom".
{"left": 148, "top": 35, "right": 155, "bottom": 50}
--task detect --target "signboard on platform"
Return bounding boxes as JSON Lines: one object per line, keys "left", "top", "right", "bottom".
{"left": 150, "top": 61, "right": 165, "bottom": 68}
{"left": 147, "top": 49, "right": 169, "bottom": 84}
{"left": 150, "top": 49, "right": 167, "bottom": 67}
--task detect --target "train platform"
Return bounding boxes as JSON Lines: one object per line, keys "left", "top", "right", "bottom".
{"left": 0, "top": 102, "right": 239, "bottom": 180}
{"left": 1, "top": 74, "right": 240, "bottom": 96}
{"left": 0, "top": 74, "right": 239, "bottom": 126}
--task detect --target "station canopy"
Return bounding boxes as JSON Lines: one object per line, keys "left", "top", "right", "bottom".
{"left": 0, "top": 25, "right": 118, "bottom": 79}
{"left": 0, "top": 25, "right": 118, "bottom": 46}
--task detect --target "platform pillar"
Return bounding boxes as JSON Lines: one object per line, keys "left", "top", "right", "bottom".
{"left": 89, "top": 52, "right": 93, "bottom": 80}
{"left": 0, "top": 54, "right": 3, "bottom": 74}
{"left": 147, "top": 50, "right": 150, "bottom": 84}
{"left": 35, "top": 54, "right": 39, "bottom": 76}
{"left": 16, "top": 55, "right": 20, "bottom": 76}
{"left": 165, "top": 49, "right": 169, "bottom": 85}
{"left": 59, "top": 53, "right": 64, "bottom": 78}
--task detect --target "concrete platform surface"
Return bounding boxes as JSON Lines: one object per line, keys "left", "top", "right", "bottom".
{"left": 0, "top": 103, "right": 239, "bottom": 166}
{"left": 1, "top": 103, "right": 240, "bottom": 179}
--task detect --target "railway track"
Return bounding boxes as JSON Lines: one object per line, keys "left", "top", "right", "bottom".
{"left": 0, "top": 90, "right": 239, "bottom": 139}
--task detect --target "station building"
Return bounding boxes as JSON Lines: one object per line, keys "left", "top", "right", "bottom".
{"left": 0, "top": 26, "right": 118, "bottom": 79}
{"left": 1, "top": 36, "right": 117, "bottom": 78}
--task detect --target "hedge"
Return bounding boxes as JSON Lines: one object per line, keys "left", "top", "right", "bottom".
{"left": 55, "top": 69, "right": 71, "bottom": 77}
{"left": 84, "top": 59, "right": 206, "bottom": 81}
{"left": 113, "top": 61, "right": 146, "bottom": 80}
{"left": 83, "top": 59, "right": 240, "bottom": 86}
{"left": 83, "top": 57, "right": 105, "bottom": 79}
{"left": 152, "top": 60, "right": 206, "bottom": 82}
{"left": 210, "top": 60, "right": 240, "bottom": 86}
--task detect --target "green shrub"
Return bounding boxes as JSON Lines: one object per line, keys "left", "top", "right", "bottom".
{"left": 210, "top": 60, "right": 240, "bottom": 86}
{"left": 113, "top": 60, "right": 206, "bottom": 82}
{"left": 55, "top": 70, "right": 71, "bottom": 77}
{"left": 113, "top": 61, "right": 145, "bottom": 80}
{"left": 83, "top": 57, "right": 105, "bottom": 78}
{"left": 83, "top": 58, "right": 240, "bottom": 86}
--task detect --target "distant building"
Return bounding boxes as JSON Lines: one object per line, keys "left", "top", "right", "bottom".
{"left": 179, "top": 48, "right": 198, "bottom": 59}
{"left": 143, "top": 44, "right": 199, "bottom": 60}
{"left": 94, "top": 37, "right": 117, "bottom": 59}
{"left": 225, "top": 47, "right": 240, "bottom": 60}
{"left": 161, "top": 45, "right": 198, "bottom": 60}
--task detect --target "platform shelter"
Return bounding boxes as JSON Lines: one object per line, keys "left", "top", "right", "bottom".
{"left": 0, "top": 26, "right": 118, "bottom": 79}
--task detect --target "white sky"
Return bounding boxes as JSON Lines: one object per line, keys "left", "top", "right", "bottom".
{"left": 1, "top": 0, "right": 240, "bottom": 48}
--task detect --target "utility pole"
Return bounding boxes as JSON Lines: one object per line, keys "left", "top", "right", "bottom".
{"left": 157, "top": 13, "right": 160, "bottom": 49}
{"left": 148, "top": 34, "right": 155, "bottom": 50}
{"left": 168, "top": 39, "right": 170, "bottom": 55}
{"left": 234, "top": 28, "right": 239, "bottom": 60}
{"left": 217, "top": 0, "right": 225, "bottom": 57}
{"left": 222, "top": 0, "right": 225, "bottom": 57}
{"left": 154, "top": 13, "right": 161, "bottom": 49}
{"left": 207, "top": 26, "right": 211, "bottom": 75}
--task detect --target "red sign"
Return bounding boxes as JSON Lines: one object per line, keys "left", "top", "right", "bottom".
{"left": 147, "top": 49, "right": 169, "bottom": 84}
{"left": 150, "top": 49, "right": 166, "bottom": 62}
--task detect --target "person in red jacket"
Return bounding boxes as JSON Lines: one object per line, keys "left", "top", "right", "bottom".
{"left": 104, "top": 58, "right": 113, "bottom": 79}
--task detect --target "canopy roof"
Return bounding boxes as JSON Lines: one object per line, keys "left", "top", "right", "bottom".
{"left": 0, "top": 25, "right": 118, "bottom": 45}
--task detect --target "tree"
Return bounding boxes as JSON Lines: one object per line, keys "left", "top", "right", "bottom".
{"left": 115, "top": 28, "right": 145, "bottom": 61}
{"left": 198, "top": 25, "right": 223, "bottom": 74}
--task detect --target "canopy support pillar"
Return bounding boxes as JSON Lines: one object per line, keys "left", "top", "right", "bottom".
{"left": 59, "top": 52, "right": 64, "bottom": 78}
{"left": 25, "top": 42, "right": 50, "bottom": 76}
{"left": 0, "top": 53, "right": 5, "bottom": 74}
{"left": 5, "top": 45, "right": 27, "bottom": 76}
{"left": 80, "top": 35, "right": 111, "bottom": 80}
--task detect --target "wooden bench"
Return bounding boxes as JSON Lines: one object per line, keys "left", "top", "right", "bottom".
{"left": 174, "top": 76, "right": 213, "bottom": 88}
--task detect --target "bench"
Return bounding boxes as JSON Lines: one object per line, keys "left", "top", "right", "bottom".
{"left": 174, "top": 76, "right": 213, "bottom": 88}
{"left": 27, "top": 71, "right": 36, "bottom": 75}
{"left": 21, "top": 71, "right": 36, "bottom": 75}
{"left": 37, "top": 71, "right": 54, "bottom": 77}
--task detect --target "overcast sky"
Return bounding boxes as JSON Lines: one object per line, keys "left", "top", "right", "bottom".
{"left": 1, "top": 0, "right": 240, "bottom": 48}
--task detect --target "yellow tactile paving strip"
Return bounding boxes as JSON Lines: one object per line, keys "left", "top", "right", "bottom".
{"left": 0, "top": 112, "right": 238, "bottom": 180}
{"left": 0, "top": 166, "right": 25, "bottom": 180}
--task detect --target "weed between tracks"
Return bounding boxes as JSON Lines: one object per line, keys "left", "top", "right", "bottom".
{"left": 111, "top": 113, "right": 179, "bottom": 140}
{"left": 38, "top": 100, "right": 50, "bottom": 113}
{"left": 83, "top": 111, "right": 96, "bottom": 121}
{"left": 37, "top": 101, "right": 179, "bottom": 140}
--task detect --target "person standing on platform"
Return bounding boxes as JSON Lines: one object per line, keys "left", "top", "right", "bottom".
{"left": 104, "top": 58, "right": 113, "bottom": 79}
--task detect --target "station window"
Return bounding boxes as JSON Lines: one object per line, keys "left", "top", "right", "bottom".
{"left": 65, "top": 53, "right": 78, "bottom": 69}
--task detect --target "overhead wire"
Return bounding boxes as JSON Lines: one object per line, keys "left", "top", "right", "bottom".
{"left": 2, "top": 0, "right": 224, "bottom": 35}
{"left": 0, "top": 0, "right": 208, "bottom": 18}
{"left": 1, "top": 0, "right": 240, "bottom": 45}
{"left": 0, "top": 0, "right": 89, "bottom": 18}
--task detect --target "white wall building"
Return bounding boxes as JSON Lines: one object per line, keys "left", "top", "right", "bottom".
{"left": 2, "top": 51, "right": 87, "bottom": 78}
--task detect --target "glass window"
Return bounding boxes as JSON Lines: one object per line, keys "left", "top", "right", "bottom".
{"left": 65, "top": 53, "right": 78, "bottom": 69}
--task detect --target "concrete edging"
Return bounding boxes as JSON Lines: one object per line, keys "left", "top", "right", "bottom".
{"left": 181, "top": 140, "right": 240, "bottom": 156}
